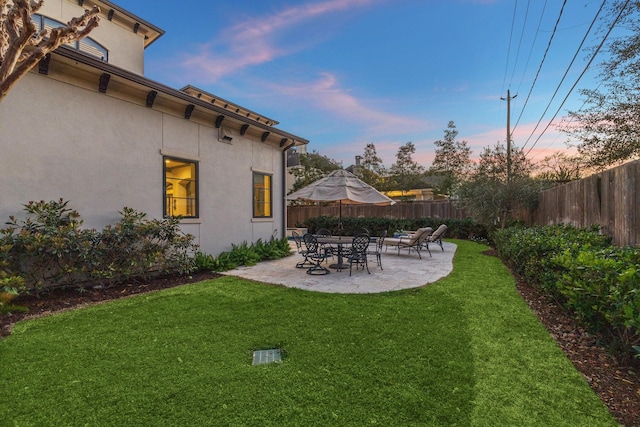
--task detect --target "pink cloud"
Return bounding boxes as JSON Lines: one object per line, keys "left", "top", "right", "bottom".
{"left": 462, "top": 119, "right": 577, "bottom": 163}
{"left": 272, "top": 72, "right": 431, "bottom": 134}
{"left": 179, "top": 0, "right": 382, "bottom": 82}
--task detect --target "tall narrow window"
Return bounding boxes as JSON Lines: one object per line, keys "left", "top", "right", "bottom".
{"left": 164, "top": 157, "right": 198, "bottom": 218}
{"left": 253, "top": 172, "right": 272, "bottom": 218}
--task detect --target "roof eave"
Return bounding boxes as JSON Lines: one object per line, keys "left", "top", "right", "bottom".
{"left": 52, "top": 46, "right": 309, "bottom": 146}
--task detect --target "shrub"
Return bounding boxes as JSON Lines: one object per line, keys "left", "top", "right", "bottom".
{"left": 90, "top": 208, "right": 196, "bottom": 284}
{"left": 493, "top": 224, "right": 611, "bottom": 294}
{"left": 229, "top": 241, "right": 261, "bottom": 267}
{"left": 552, "top": 247, "right": 640, "bottom": 355}
{"left": 0, "top": 200, "right": 197, "bottom": 293}
{"left": 194, "top": 251, "right": 216, "bottom": 272}
{"left": 303, "top": 216, "right": 487, "bottom": 241}
{"left": 493, "top": 224, "right": 638, "bottom": 360}
{"left": 1, "top": 199, "right": 94, "bottom": 290}
{"left": 208, "top": 236, "right": 293, "bottom": 273}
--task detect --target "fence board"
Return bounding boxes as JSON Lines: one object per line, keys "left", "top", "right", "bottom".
{"left": 530, "top": 159, "right": 640, "bottom": 246}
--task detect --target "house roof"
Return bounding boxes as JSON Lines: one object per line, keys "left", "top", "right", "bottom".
{"left": 48, "top": 45, "right": 309, "bottom": 148}
{"left": 181, "top": 85, "right": 280, "bottom": 127}
{"left": 83, "top": 0, "right": 165, "bottom": 47}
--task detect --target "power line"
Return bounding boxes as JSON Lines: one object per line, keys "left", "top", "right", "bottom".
{"left": 512, "top": 0, "right": 567, "bottom": 133}
{"left": 520, "top": 0, "right": 606, "bottom": 152}
{"left": 524, "top": 0, "right": 631, "bottom": 158}
{"left": 501, "top": 0, "right": 519, "bottom": 96}
{"left": 515, "top": 0, "right": 548, "bottom": 95}
{"left": 508, "top": 0, "right": 531, "bottom": 89}
{"left": 528, "top": 81, "right": 602, "bottom": 161}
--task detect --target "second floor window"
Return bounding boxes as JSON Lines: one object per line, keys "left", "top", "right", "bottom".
{"left": 34, "top": 14, "right": 108, "bottom": 61}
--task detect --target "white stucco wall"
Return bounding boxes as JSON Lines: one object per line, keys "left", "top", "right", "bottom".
{"left": 39, "top": 0, "right": 146, "bottom": 74}
{"left": 0, "top": 73, "right": 285, "bottom": 256}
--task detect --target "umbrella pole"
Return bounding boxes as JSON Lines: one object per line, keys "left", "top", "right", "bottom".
{"left": 339, "top": 200, "right": 343, "bottom": 232}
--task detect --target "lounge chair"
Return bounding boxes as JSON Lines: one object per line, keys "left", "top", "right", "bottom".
{"left": 426, "top": 224, "right": 448, "bottom": 252}
{"left": 384, "top": 227, "right": 433, "bottom": 259}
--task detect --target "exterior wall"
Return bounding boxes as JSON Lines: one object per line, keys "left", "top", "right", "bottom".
{"left": 39, "top": 0, "right": 146, "bottom": 74}
{"left": 0, "top": 72, "right": 285, "bottom": 256}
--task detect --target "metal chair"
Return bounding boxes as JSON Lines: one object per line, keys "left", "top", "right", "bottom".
{"left": 343, "top": 234, "right": 371, "bottom": 276}
{"left": 354, "top": 227, "right": 370, "bottom": 236}
{"left": 315, "top": 228, "right": 335, "bottom": 259}
{"left": 292, "top": 230, "right": 314, "bottom": 268}
{"left": 367, "top": 229, "right": 387, "bottom": 270}
{"left": 302, "top": 233, "right": 330, "bottom": 275}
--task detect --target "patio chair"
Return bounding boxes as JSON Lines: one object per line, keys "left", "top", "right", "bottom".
{"left": 384, "top": 227, "right": 433, "bottom": 259}
{"left": 292, "top": 230, "right": 314, "bottom": 268}
{"left": 367, "top": 229, "right": 387, "bottom": 270}
{"left": 426, "top": 224, "right": 448, "bottom": 252}
{"left": 315, "top": 228, "right": 335, "bottom": 259}
{"left": 354, "top": 227, "right": 370, "bottom": 236}
{"left": 302, "top": 233, "right": 331, "bottom": 275}
{"left": 343, "top": 234, "right": 371, "bottom": 276}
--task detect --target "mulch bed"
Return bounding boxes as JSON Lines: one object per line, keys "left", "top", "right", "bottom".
{"left": 1, "top": 260, "right": 639, "bottom": 426}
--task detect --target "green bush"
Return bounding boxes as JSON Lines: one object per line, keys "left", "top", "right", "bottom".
{"left": 552, "top": 247, "right": 640, "bottom": 355}
{"left": 492, "top": 225, "right": 611, "bottom": 294}
{"left": 493, "top": 224, "right": 639, "bottom": 359}
{"left": 303, "top": 216, "right": 487, "bottom": 241}
{"left": 194, "top": 251, "right": 216, "bottom": 272}
{"left": 0, "top": 200, "right": 197, "bottom": 293}
{"left": 89, "top": 208, "right": 196, "bottom": 284}
{"left": 198, "top": 237, "right": 293, "bottom": 273}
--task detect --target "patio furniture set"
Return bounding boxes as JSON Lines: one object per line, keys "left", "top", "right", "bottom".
{"left": 286, "top": 168, "right": 447, "bottom": 277}
{"left": 291, "top": 224, "right": 448, "bottom": 277}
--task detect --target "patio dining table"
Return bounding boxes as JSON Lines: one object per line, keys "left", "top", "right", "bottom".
{"left": 315, "top": 235, "right": 354, "bottom": 270}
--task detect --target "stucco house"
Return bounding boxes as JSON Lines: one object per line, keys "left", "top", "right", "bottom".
{"left": 0, "top": 0, "right": 309, "bottom": 256}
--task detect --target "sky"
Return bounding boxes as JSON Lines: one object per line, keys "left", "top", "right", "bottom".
{"left": 114, "top": 0, "right": 620, "bottom": 169}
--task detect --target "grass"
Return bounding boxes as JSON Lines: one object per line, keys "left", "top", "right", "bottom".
{"left": 0, "top": 240, "right": 617, "bottom": 426}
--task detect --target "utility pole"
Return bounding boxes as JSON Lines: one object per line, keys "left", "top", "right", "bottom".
{"left": 500, "top": 90, "right": 517, "bottom": 229}
{"left": 501, "top": 90, "right": 517, "bottom": 184}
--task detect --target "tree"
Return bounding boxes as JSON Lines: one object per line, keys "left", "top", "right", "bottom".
{"left": 0, "top": 0, "right": 100, "bottom": 102}
{"left": 388, "top": 142, "right": 425, "bottom": 197}
{"left": 356, "top": 143, "right": 386, "bottom": 189}
{"left": 475, "top": 142, "right": 534, "bottom": 180}
{"left": 289, "top": 150, "right": 341, "bottom": 194}
{"left": 558, "top": 0, "right": 639, "bottom": 169}
{"left": 535, "top": 152, "right": 582, "bottom": 184}
{"left": 429, "top": 121, "right": 472, "bottom": 196}
{"left": 458, "top": 142, "right": 539, "bottom": 228}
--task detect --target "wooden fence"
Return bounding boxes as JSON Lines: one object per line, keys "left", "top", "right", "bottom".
{"left": 287, "top": 200, "right": 468, "bottom": 228}
{"left": 528, "top": 159, "right": 640, "bottom": 247}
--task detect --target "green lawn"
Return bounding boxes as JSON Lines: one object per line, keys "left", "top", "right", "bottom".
{"left": 0, "top": 240, "right": 617, "bottom": 426}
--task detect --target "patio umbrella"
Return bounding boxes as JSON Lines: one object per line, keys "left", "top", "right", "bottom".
{"left": 286, "top": 169, "right": 395, "bottom": 229}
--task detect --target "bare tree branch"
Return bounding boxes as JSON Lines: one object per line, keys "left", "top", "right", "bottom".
{"left": 0, "top": 0, "right": 99, "bottom": 102}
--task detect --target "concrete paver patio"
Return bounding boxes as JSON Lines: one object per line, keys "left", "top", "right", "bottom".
{"left": 223, "top": 241, "right": 456, "bottom": 294}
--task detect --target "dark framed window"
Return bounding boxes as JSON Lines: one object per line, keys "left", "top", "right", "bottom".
{"left": 34, "top": 14, "right": 108, "bottom": 61}
{"left": 253, "top": 172, "right": 272, "bottom": 218}
{"left": 164, "top": 157, "right": 198, "bottom": 218}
